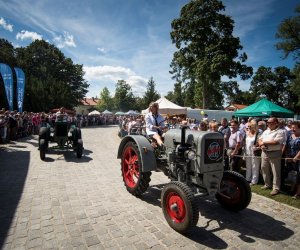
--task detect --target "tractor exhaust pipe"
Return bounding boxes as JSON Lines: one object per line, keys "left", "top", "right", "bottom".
{"left": 181, "top": 126, "right": 187, "bottom": 147}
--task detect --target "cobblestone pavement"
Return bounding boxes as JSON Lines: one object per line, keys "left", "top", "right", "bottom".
{"left": 1, "top": 125, "right": 300, "bottom": 250}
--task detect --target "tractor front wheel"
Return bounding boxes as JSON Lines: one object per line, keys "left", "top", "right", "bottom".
{"left": 121, "top": 141, "right": 151, "bottom": 196}
{"left": 161, "top": 181, "right": 199, "bottom": 234}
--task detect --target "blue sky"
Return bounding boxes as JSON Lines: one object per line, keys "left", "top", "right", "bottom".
{"left": 0, "top": 0, "right": 298, "bottom": 98}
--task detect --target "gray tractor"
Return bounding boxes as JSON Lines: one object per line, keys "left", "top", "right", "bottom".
{"left": 39, "top": 115, "right": 83, "bottom": 160}
{"left": 117, "top": 126, "right": 251, "bottom": 233}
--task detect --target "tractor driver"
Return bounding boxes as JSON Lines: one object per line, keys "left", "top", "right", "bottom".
{"left": 145, "top": 102, "right": 166, "bottom": 147}
{"left": 56, "top": 107, "right": 68, "bottom": 122}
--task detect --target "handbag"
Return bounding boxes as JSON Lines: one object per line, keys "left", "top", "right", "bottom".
{"left": 253, "top": 132, "right": 262, "bottom": 157}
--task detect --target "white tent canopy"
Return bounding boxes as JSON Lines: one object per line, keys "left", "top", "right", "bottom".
{"left": 88, "top": 110, "right": 100, "bottom": 115}
{"left": 126, "top": 110, "right": 140, "bottom": 115}
{"left": 142, "top": 97, "right": 187, "bottom": 115}
{"left": 102, "top": 109, "right": 113, "bottom": 114}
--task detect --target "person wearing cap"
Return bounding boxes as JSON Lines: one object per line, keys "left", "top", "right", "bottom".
{"left": 145, "top": 102, "right": 166, "bottom": 147}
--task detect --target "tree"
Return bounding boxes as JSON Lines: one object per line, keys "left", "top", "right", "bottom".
{"left": 15, "top": 40, "right": 89, "bottom": 111}
{"left": 290, "top": 63, "right": 300, "bottom": 112}
{"left": 97, "top": 87, "right": 113, "bottom": 111}
{"left": 170, "top": 0, "right": 252, "bottom": 109}
{"left": 114, "top": 80, "right": 136, "bottom": 111}
{"left": 250, "top": 66, "right": 294, "bottom": 108}
{"left": 276, "top": 5, "right": 300, "bottom": 61}
{"left": 221, "top": 81, "right": 256, "bottom": 105}
{"left": 142, "top": 77, "right": 160, "bottom": 108}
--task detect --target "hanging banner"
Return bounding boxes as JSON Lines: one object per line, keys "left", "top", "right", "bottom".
{"left": 0, "top": 63, "right": 14, "bottom": 111}
{"left": 14, "top": 67, "right": 25, "bottom": 112}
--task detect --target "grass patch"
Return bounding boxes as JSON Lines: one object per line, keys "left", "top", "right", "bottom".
{"left": 239, "top": 166, "right": 300, "bottom": 209}
{"left": 250, "top": 184, "right": 300, "bottom": 209}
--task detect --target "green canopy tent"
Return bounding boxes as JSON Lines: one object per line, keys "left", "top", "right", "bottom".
{"left": 234, "top": 99, "right": 294, "bottom": 118}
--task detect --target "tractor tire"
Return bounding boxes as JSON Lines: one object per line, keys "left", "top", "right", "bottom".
{"left": 76, "top": 139, "right": 83, "bottom": 158}
{"left": 39, "top": 127, "right": 50, "bottom": 142}
{"left": 161, "top": 181, "right": 199, "bottom": 234}
{"left": 39, "top": 139, "right": 46, "bottom": 160}
{"left": 72, "top": 128, "right": 82, "bottom": 148}
{"left": 121, "top": 141, "right": 151, "bottom": 196}
{"left": 216, "top": 171, "right": 252, "bottom": 212}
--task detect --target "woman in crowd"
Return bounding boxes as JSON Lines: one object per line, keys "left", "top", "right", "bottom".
{"left": 285, "top": 121, "right": 300, "bottom": 199}
{"left": 245, "top": 120, "right": 261, "bottom": 185}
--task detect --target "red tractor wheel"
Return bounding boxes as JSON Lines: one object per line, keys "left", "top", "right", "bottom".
{"left": 161, "top": 181, "right": 199, "bottom": 234}
{"left": 121, "top": 141, "right": 151, "bottom": 196}
{"left": 216, "top": 171, "right": 251, "bottom": 211}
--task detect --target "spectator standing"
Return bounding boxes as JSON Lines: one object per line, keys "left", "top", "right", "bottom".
{"left": 245, "top": 120, "right": 261, "bottom": 185}
{"left": 227, "top": 120, "right": 243, "bottom": 172}
{"left": 258, "top": 117, "right": 285, "bottom": 196}
{"left": 285, "top": 121, "right": 300, "bottom": 199}
{"left": 258, "top": 120, "right": 267, "bottom": 133}
{"left": 218, "top": 118, "right": 231, "bottom": 170}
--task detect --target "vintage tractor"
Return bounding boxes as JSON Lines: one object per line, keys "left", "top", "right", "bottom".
{"left": 117, "top": 126, "right": 251, "bottom": 234}
{"left": 38, "top": 115, "right": 83, "bottom": 160}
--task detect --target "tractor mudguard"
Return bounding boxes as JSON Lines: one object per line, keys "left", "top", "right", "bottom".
{"left": 117, "top": 135, "right": 157, "bottom": 172}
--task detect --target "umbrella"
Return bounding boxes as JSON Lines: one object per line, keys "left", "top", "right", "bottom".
{"left": 88, "top": 110, "right": 100, "bottom": 115}
{"left": 115, "top": 111, "right": 125, "bottom": 115}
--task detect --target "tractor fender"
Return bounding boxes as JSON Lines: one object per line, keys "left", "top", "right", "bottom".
{"left": 117, "top": 135, "right": 157, "bottom": 172}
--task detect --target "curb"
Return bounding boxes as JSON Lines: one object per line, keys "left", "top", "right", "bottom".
{"left": 252, "top": 192, "right": 300, "bottom": 212}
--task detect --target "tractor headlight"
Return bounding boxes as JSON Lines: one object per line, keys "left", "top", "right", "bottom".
{"left": 185, "top": 150, "right": 196, "bottom": 160}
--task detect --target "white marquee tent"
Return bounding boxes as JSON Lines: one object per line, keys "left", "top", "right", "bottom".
{"left": 142, "top": 97, "right": 187, "bottom": 115}
{"left": 88, "top": 110, "right": 100, "bottom": 115}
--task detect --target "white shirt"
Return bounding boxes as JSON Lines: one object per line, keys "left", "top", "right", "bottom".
{"left": 229, "top": 129, "right": 242, "bottom": 148}
{"left": 259, "top": 127, "right": 285, "bottom": 151}
{"left": 145, "top": 112, "right": 165, "bottom": 136}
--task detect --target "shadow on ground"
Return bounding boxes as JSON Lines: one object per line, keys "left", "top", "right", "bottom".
{"left": 0, "top": 150, "right": 30, "bottom": 248}
{"left": 139, "top": 184, "right": 294, "bottom": 249}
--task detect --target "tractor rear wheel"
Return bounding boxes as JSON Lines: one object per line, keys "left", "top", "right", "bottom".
{"left": 76, "top": 139, "right": 83, "bottom": 158}
{"left": 161, "top": 181, "right": 199, "bottom": 234}
{"left": 39, "top": 139, "right": 46, "bottom": 160}
{"left": 216, "top": 171, "right": 251, "bottom": 211}
{"left": 121, "top": 141, "right": 151, "bottom": 196}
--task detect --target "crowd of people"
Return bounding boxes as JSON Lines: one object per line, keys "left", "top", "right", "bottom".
{"left": 0, "top": 108, "right": 118, "bottom": 143}
{"left": 1, "top": 105, "right": 299, "bottom": 199}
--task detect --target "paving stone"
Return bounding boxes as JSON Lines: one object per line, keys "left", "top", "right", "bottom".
{"left": 85, "top": 235, "right": 101, "bottom": 247}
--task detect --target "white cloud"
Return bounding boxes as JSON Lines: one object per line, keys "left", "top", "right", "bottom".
{"left": 53, "top": 31, "right": 76, "bottom": 48}
{"left": 16, "top": 30, "right": 42, "bottom": 41}
{"left": 0, "top": 17, "right": 13, "bottom": 32}
{"left": 97, "top": 47, "right": 106, "bottom": 53}
{"left": 83, "top": 65, "right": 148, "bottom": 96}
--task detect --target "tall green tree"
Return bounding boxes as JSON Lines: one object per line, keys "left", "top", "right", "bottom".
{"left": 276, "top": 5, "right": 300, "bottom": 61}
{"left": 170, "top": 0, "right": 252, "bottom": 109}
{"left": 221, "top": 81, "right": 256, "bottom": 105}
{"left": 142, "top": 77, "right": 160, "bottom": 108}
{"left": 97, "top": 87, "right": 113, "bottom": 111}
{"left": 250, "top": 66, "right": 294, "bottom": 108}
{"left": 114, "top": 80, "right": 136, "bottom": 111}
{"left": 15, "top": 40, "right": 89, "bottom": 111}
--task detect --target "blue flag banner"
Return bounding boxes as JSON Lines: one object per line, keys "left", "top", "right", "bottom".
{"left": 0, "top": 63, "right": 13, "bottom": 110}
{"left": 14, "top": 67, "right": 25, "bottom": 112}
